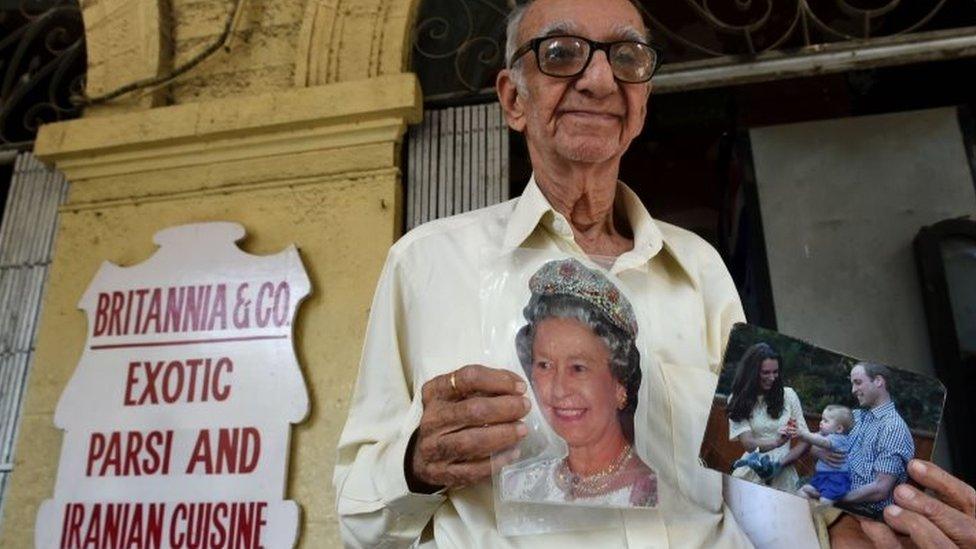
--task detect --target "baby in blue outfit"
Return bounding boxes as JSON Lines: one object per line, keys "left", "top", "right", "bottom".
{"left": 787, "top": 404, "right": 853, "bottom": 504}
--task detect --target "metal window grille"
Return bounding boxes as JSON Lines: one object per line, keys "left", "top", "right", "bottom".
{"left": 413, "top": 0, "right": 976, "bottom": 103}
{"left": 0, "top": 152, "right": 68, "bottom": 525}
{"left": 405, "top": 102, "right": 510, "bottom": 231}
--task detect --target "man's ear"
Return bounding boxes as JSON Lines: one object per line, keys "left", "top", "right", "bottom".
{"left": 628, "top": 83, "right": 652, "bottom": 138}
{"left": 496, "top": 69, "right": 527, "bottom": 132}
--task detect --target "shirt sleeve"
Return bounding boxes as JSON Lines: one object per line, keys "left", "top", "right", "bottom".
{"left": 827, "top": 434, "right": 849, "bottom": 453}
{"left": 872, "top": 420, "right": 916, "bottom": 477}
{"left": 785, "top": 388, "right": 810, "bottom": 435}
{"left": 728, "top": 416, "right": 752, "bottom": 442}
{"left": 332, "top": 248, "right": 444, "bottom": 548}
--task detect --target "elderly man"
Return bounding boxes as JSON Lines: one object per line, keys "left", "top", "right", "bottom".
{"left": 335, "top": 0, "right": 976, "bottom": 547}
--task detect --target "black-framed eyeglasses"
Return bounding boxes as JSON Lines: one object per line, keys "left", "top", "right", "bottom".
{"left": 508, "top": 34, "right": 663, "bottom": 83}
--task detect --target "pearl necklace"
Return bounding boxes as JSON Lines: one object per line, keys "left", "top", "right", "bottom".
{"left": 555, "top": 444, "right": 634, "bottom": 499}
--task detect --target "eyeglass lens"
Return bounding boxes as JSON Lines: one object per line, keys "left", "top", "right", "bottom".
{"left": 539, "top": 36, "right": 656, "bottom": 82}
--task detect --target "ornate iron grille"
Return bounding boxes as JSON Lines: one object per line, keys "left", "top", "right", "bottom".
{"left": 1, "top": 0, "right": 86, "bottom": 150}
{"left": 648, "top": 0, "right": 976, "bottom": 62}
{"left": 413, "top": 0, "right": 510, "bottom": 103}
{"left": 412, "top": 0, "right": 976, "bottom": 103}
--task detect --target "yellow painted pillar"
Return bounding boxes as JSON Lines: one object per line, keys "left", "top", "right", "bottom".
{"left": 0, "top": 0, "right": 424, "bottom": 545}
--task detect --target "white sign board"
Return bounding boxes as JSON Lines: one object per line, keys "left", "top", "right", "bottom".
{"left": 35, "top": 222, "right": 310, "bottom": 549}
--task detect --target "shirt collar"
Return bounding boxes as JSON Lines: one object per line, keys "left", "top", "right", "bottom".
{"left": 502, "top": 174, "right": 665, "bottom": 272}
{"left": 866, "top": 400, "right": 896, "bottom": 419}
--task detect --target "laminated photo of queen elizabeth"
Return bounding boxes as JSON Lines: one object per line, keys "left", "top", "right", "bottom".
{"left": 498, "top": 258, "right": 657, "bottom": 509}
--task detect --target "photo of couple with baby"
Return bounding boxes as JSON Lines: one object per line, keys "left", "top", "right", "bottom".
{"left": 701, "top": 327, "right": 945, "bottom": 520}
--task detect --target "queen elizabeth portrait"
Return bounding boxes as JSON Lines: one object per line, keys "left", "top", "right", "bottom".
{"left": 500, "top": 258, "right": 657, "bottom": 508}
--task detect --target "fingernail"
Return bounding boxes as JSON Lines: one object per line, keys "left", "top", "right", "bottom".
{"left": 888, "top": 505, "right": 902, "bottom": 517}
{"left": 515, "top": 381, "right": 527, "bottom": 394}
{"left": 522, "top": 396, "right": 531, "bottom": 410}
{"left": 910, "top": 460, "right": 926, "bottom": 475}
{"left": 896, "top": 485, "right": 915, "bottom": 500}
{"left": 516, "top": 423, "right": 528, "bottom": 436}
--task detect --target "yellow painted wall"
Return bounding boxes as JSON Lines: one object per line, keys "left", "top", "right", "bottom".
{"left": 169, "top": 0, "right": 307, "bottom": 103}
{"left": 0, "top": 0, "right": 424, "bottom": 545}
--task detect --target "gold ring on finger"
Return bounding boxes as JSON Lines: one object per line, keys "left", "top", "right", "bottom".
{"left": 450, "top": 372, "right": 459, "bottom": 397}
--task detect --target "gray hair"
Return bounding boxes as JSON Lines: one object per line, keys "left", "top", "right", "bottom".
{"left": 515, "top": 293, "right": 642, "bottom": 441}
{"left": 505, "top": 4, "right": 531, "bottom": 93}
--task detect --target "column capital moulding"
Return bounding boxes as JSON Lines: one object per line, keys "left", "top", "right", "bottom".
{"left": 34, "top": 73, "right": 423, "bottom": 208}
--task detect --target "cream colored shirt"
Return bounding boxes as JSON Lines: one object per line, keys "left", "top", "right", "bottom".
{"left": 334, "top": 177, "right": 758, "bottom": 548}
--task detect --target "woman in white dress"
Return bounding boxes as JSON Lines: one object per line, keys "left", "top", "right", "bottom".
{"left": 501, "top": 258, "right": 656, "bottom": 508}
{"left": 726, "top": 342, "right": 809, "bottom": 491}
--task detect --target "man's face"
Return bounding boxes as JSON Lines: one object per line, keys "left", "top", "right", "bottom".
{"left": 850, "top": 365, "right": 884, "bottom": 408}
{"left": 499, "top": 0, "right": 651, "bottom": 165}
{"left": 530, "top": 316, "right": 626, "bottom": 449}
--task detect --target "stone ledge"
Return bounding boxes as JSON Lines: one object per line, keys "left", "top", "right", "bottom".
{"left": 55, "top": 117, "right": 407, "bottom": 182}
{"left": 61, "top": 167, "right": 400, "bottom": 212}
{"left": 35, "top": 73, "right": 422, "bottom": 176}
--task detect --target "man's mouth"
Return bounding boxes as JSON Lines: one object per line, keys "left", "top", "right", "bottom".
{"left": 560, "top": 111, "right": 620, "bottom": 123}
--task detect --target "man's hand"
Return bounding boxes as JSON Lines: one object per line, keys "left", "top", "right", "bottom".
{"left": 407, "top": 364, "right": 530, "bottom": 492}
{"left": 831, "top": 460, "right": 976, "bottom": 548}
{"left": 842, "top": 473, "right": 897, "bottom": 505}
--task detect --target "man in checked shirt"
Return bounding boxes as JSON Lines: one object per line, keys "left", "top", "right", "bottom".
{"left": 839, "top": 362, "right": 915, "bottom": 519}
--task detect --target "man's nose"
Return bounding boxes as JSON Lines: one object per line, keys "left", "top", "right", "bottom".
{"left": 575, "top": 49, "right": 616, "bottom": 95}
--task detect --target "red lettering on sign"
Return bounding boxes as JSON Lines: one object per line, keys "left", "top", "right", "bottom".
{"left": 273, "top": 282, "right": 290, "bottom": 326}
{"left": 186, "top": 429, "right": 212, "bottom": 475}
{"left": 124, "top": 357, "right": 233, "bottom": 406}
{"left": 186, "top": 427, "right": 260, "bottom": 475}
{"left": 58, "top": 502, "right": 164, "bottom": 549}
{"left": 169, "top": 501, "right": 267, "bottom": 549}
{"left": 162, "top": 360, "right": 185, "bottom": 402}
{"left": 94, "top": 294, "right": 110, "bottom": 336}
{"left": 82, "top": 502, "right": 101, "bottom": 546}
{"left": 254, "top": 281, "right": 291, "bottom": 328}
{"left": 86, "top": 433, "right": 105, "bottom": 476}
{"left": 141, "top": 288, "right": 162, "bottom": 335}
{"left": 209, "top": 284, "right": 228, "bottom": 331}
{"left": 92, "top": 281, "right": 291, "bottom": 337}
{"left": 213, "top": 357, "right": 232, "bottom": 401}
{"left": 133, "top": 288, "right": 150, "bottom": 333}
{"left": 86, "top": 430, "right": 173, "bottom": 477}
{"left": 233, "top": 283, "right": 250, "bottom": 328}
{"left": 163, "top": 286, "right": 186, "bottom": 333}
{"left": 109, "top": 292, "right": 125, "bottom": 336}
{"left": 255, "top": 283, "right": 274, "bottom": 328}
{"left": 60, "top": 503, "right": 84, "bottom": 547}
